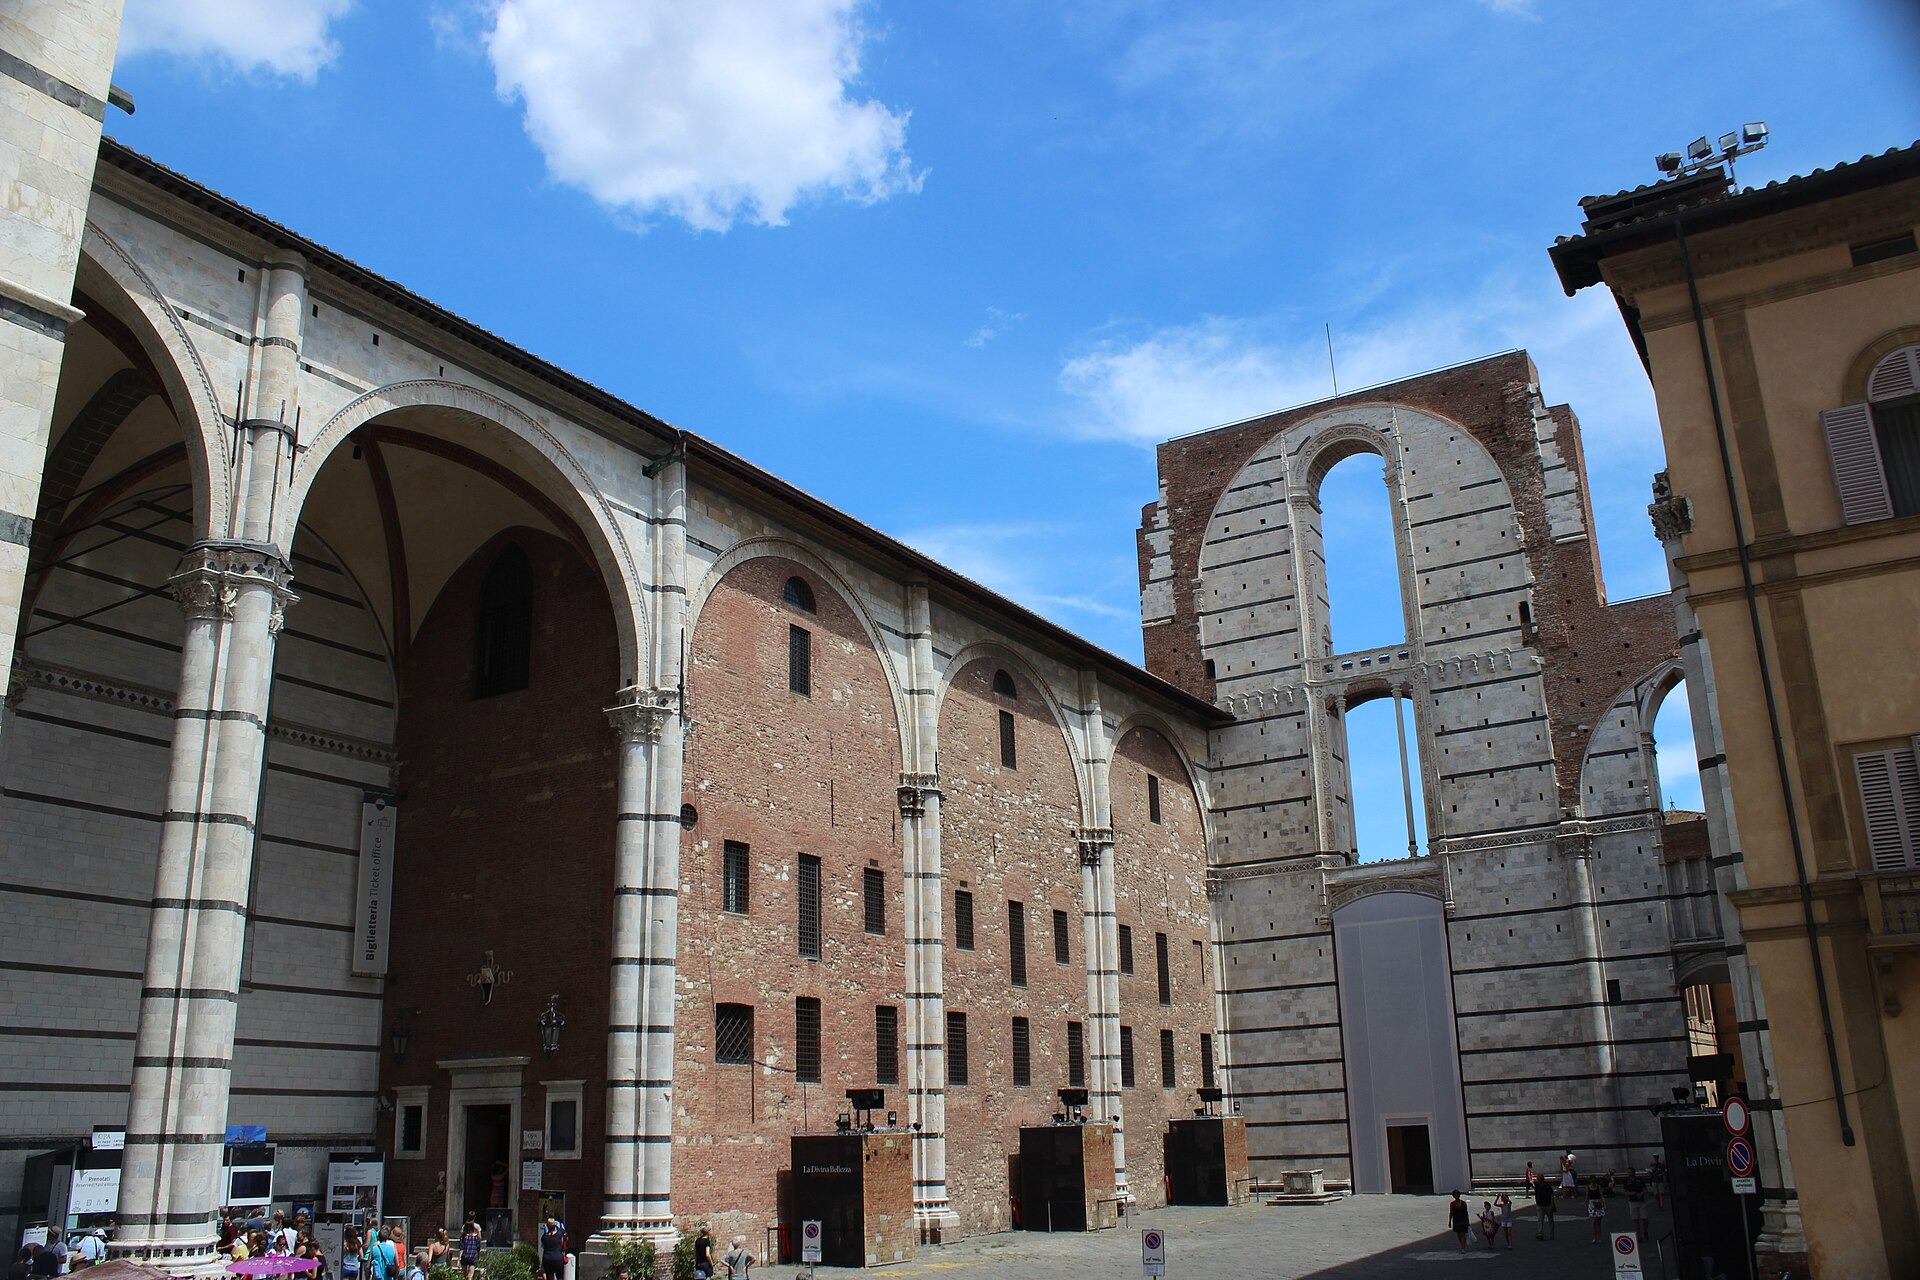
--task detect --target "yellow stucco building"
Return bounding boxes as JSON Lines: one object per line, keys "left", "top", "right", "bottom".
{"left": 1554, "top": 143, "right": 1920, "bottom": 1279}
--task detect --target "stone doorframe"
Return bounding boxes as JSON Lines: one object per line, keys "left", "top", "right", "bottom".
{"left": 441, "top": 1056, "right": 531, "bottom": 1233}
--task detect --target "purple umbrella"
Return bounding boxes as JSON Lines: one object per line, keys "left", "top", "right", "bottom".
{"left": 227, "top": 1259, "right": 321, "bottom": 1276}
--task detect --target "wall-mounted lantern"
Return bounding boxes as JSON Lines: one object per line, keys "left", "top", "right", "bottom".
{"left": 467, "top": 950, "right": 513, "bottom": 1005}
{"left": 538, "top": 994, "right": 566, "bottom": 1057}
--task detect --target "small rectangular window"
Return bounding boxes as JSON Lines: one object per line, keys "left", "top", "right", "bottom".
{"left": 1194, "top": 938, "right": 1206, "bottom": 982}
{"left": 399, "top": 1104, "right": 423, "bottom": 1154}
{"left": 1156, "top": 931, "right": 1172, "bottom": 1005}
{"left": 999, "top": 709, "right": 1017, "bottom": 769}
{"left": 875, "top": 1005, "right": 900, "bottom": 1085}
{"left": 723, "top": 841, "right": 750, "bottom": 914}
{"left": 1852, "top": 231, "right": 1918, "bottom": 267}
{"left": 1008, "top": 901, "right": 1027, "bottom": 986}
{"left": 1118, "top": 924, "right": 1134, "bottom": 975}
{"left": 1160, "top": 1029, "right": 1176, "bottom": 1088}
{"left": 545, "top": 1091, "right": 581, "bottom": 1160}
{"left": 1067, "top": 1021, "right": 1086, "bottom": 1088}
{"left": 796, "top": 997, "right": 822, "bottom": 1082}
{"left": 1148, "top": 775, "right": 1162, "bottom": 824}
{"left": 863, "top": 866, "right": 886, "bottom": 935}
{"left": 947, "top": 1012, "right": 970, "bottom": 1086}
{"left": 789, "top": 624, "right": 812, "bottom": 696}
{"left": 1011, "top": 1016, "right": 1031, "bottom": 1087}
{"left": 1052, "top": 908, "right": 1070, "bottom": 964}
{"left": 1119, "top": 1025, "right": 1136, "bottom": 1088}
{"left": 1199, "top": 1032, "right": 1215, "bottom": 1089}
{"left": 954, "top": 889, "right": 976, "bottom": 950}
{"left": 1606, "top": 979, "right": 1624, "bottom": 1006}
{"left": 798, "top": 855, "right": 822, "bottom": 960}
{"left": 717, "top": 1003, "right": 754, "bottom": 1064}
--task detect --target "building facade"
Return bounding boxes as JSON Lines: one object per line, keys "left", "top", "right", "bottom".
{"left": 1553, "top": 141, "right": 1920, "bottom": 1280}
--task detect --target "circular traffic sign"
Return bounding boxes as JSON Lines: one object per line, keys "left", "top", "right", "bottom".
{"left": 1614, "top": 1235, "right": 1638, "bottom": 1257}
{"left": 1143, "top": 1231, "right": 1163, "bottom": 1249}
{"left": 1723, "top": 1096, "right": 1751, "bottom": 1137}
{"left": 803, "top": 1223, "right": 820, "bottom": 1240}
{"left": 1726, "top": 1137, "right": 1756, "bottom": 1176}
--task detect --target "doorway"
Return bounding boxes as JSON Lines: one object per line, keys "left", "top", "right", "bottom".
{"left": 1387, "top": 1124, "right": 1434, "bottom": 1194}
{"left": 464, "top": 1105, "right": 513, "bottom": 1245}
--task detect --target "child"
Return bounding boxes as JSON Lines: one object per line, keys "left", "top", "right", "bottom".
{"left": 1495, "top": 1193, "right": 1514, "bottom": 1249}
{"left": 1478, "top": 1201, "right": 1498, "bottom": 1250}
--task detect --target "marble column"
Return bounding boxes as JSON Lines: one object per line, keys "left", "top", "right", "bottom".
{"left": 1076, "top": 671, "right": 1127, "bottom": 1200}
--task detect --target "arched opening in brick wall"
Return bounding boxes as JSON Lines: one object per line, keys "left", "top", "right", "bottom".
{"left": 1650, "top": 677, "right": 1703, "bottom": 813}
{"left": 1339, "top": 689, "right": 1428, "bottom": 862}
{"left": 1315, "top": 452, "right": 1406, "bottom": 655}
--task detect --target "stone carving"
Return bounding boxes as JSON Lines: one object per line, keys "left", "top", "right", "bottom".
{"left": 605, "top": 686, "right": 681, "bottom": 742}
{"left": 1323, "top": 869, "right": 1446, "bottom": 915}
{"left": 897, "top": 772, "right": 941, "bottom": 818}
{"left": 1648, "top": 470, "right": 1694, "bottom": 542}
{"left": 1075, "top": 827, "right": 1114, "bottom": 867}
{"left": 167, "top": 543, "right": 297, "bottom": 625}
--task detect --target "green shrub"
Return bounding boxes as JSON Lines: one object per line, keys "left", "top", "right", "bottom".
{"left": 669, "top": 1227, "right": 703, "bottom": 1280}
{"left": 510, "top": 1243, "right": 539, "bottom": 1271}
{"left": 478, "top": 1248, "right": 533, "bottom": 1280}
{"left": 603, "top": 1236, "right": 657, "bottom": 1279}
{"left": 428, "top": 1265, "right": 461, "bottom": 1280}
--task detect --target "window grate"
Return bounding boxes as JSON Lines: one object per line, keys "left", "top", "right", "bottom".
{"left": 1119, "top": 1025, "right": 1136, "bottom": 1088}
{"left": 1148, "top": 774, "right": 1162, "bottom": 824}
{"left": 798, "top": 854, "right": 822, "bottom": 959}
{"left": 1008, "top": 901, "right": 1027, "bottom": 986}
{"left": 796, "top": 997, "right": 822, "bottom": 1082}
{"left": 875, "top": 1006, "right": 899, "bottom": 1084}
{"left": 947, "top": 1012, "right": 970, "bottom": 1086}
{"left": 783, "top": 576, "right": 816, "bottom": 611}
{"left": 716, "top": 1003, "right": 754, "bottom": 1064}
{"left": 1200, "top": 1033, "right": 1215, "bottom": 1089}
{"left": 954, "top": 890, "right": 976, "bottom": 950}
{"left": 723, "top": 841, "right": 750, "bottom": 914}
{"left": 548, "top": 1098, "right": 578, "bottom": 1155}
{"left": 399, "top": 1105, "right": 423, "bottom": 1153}
{"left": 1067, "top": 1021, "right": 1086, "bottom": 1088}
{"left": 1011, "top": 1016, "right": 1031, "bottom": 1087}
{"left": 1118, "top": 924, "right": 1134, "bottom": 975}
{"left": 999, "top": 709, "right": 1016, "bottom": 769}
{"left": 1156, "top": 931, "right": 1172, "bottom": 1005}
{"left": 863, "top": 867, "right": 886, "bottom": 935}
{"left": 789, "top": 624, "right": 813, "bottom": 695}
{"left": 1160, "top": 1029, "right": 1176, "bottom": 1088}
{"left": 1053, "top": 909, "right": 1070, "bottom": 964}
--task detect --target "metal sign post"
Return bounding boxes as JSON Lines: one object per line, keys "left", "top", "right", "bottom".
{"left": 1610, "top": 1232, "right": 1644, "bottom": 1279}
{"left": 800, "top": 1218, "right": 821, "bottom": 1278}
{"left": 1142, "top": 1227, "right": 1166, "bottom": 1277}
{"left": 1723, "top": 1096, "right": 1757, "bottom": 1280}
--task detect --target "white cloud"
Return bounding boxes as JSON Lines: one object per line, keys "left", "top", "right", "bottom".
{"left": 118, "top": 0, "right": 353, "bottom": 80}
{"left": 964, "top": 307, "right": 1025, "bottom": 348}
{"left": 1478, "top": 0, "right": 1541, "bottom": 18}
{"left": 894, "top": 520, "right": 1140, "bottom": 657}
{"left": 481, "top": 0, "right": 921, "bottom": 232}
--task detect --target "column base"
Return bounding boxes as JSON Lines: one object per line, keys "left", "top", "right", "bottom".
{"left": 581, "top": 1222, "right": 677, "bottom": 1280}
{"left": 1756, "top": 1198, "right": 1808, "bottom": 1280}
{"left": 912, "top": 1200, "right": 959, "bottom": 1245}
{"left": 108, "top": 1237, "right": 224, "bottom": 1276}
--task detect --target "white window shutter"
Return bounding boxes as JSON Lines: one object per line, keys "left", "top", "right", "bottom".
{"left": 1822, "top": 403, "right": 1894, "bottom": 525}
{"left": 1855, "top": 746, "right": 1920, "bottom": 872}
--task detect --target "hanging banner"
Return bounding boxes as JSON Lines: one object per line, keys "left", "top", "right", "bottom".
{"left": 352, "top": 795, "right": 398, "bottom": 977}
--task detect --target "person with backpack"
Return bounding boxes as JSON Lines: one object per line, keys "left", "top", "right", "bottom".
{"left": 720, "top": 1237, "right": 754, "bottom": 1279}
{"left": 370, "top": 1229, "right": 399, "bottom": 1280}
{"left": 404, "top": 1249, "right": 428, "bottom": 1280}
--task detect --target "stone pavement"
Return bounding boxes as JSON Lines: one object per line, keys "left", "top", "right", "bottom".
{"left": 771, "top": 1193, "right": 1684, "bottom": 1279}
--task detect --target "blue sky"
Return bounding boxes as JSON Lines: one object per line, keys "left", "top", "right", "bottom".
{"left": 109, "top": 0, "right": 1918, "bottom": 853}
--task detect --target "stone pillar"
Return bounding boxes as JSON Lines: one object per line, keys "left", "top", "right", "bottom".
{"left": 1393, "top": 685, "right": 1418, "bottom": 858}
{"left": 1649, "top": 471, "right": 1805, "bottom": 1267}
{"left": 600, "top": 449, "right": 686, "bottom": 1250}
{"left": 0, "top": 2, "right": 126, "bottom": 719}
{"left": 1076, "top": 671, "right": 1127, "bottom": 1201}
{"left": 898, "top": 580, "right": 956, "bottom": 1240}
{"left": 1561, "top": 829, "right": 1629, "bottom": 1160}
{"left": 114, "top": 544, "right": 295, "bottom": 1266}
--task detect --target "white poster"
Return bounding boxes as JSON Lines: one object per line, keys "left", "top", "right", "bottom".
{"left": 326, "top": 1155, "right": 385, "bottom": 1222}
{"left": 351, "top": 795, "right": 398, "bottom": 977}
{"left": 69, "top": 1169, "right": 120, "bottom": 1214}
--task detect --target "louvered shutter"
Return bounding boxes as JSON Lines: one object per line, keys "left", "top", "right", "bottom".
{"left": 1854, "top": 745, "right": 1920, "bottom": 872}
{"left": 1822, "top": 403, "right": 1894, "bottom": 525}
{"left": 1867, "top": 346, "right": 1920, "bottom": 401}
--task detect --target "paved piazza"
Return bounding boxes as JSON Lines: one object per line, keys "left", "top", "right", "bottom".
{"left": 792, "top": 1195, "right": 1681, "bottom": 1278}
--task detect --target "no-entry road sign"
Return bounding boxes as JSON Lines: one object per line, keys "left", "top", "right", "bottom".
{"left": 1723, "top": 1096, "right": 1751, "bottom": 1137}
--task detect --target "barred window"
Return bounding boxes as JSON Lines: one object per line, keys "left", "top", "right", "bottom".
{"left": 1067, "top": 1021, "right": 1086, "bottom": 1088}
{"left": 1052, "top": 908, "right": 1070, "bottom": 965}
{"left": 789, "top": 624, "right": 812, "bottom": 696}
{"left": 947, "top": 1012, "right": 970, "bottom": 1086}
{"left": 1008, "top": 901, "right": 1027, "bottom": 987}
{"left": 1148, "top": 774, "right": 1162, "bottom": 824}
{"left": 863, "top": 867, "right": 886, "bottom": 935}
{"left": 798, "top": 854, "right": 822, "bottom": 960}
{"left": 875, "top": 1005, "right": 899, "bottom": 1085}
{"left": 783, "top": 576, "right": 815, "bottom": 611}
{"left": 1160, "top": 1029, "right": 1176, "bottom": 1088}
{"left": 1118, "top": 924, "right": 1134, "bottom": 975}
{"left": 1119, "top": 1025, "right": 1136, "bottom": 1088}
{"left": 399, "top": 1104, "right": 423, "bottom": 1154}
{"left": 722, "top": 841, "right": 750, "bottom": 914}
{"left": 716, "top": 1003, "right": 754, "bottom": 1064}
{"left": 954, "top": 889, "right": 976, "bottom": 950}
{"left": 992, "top": 669, "right": 1016, "bottom": 697}
{"left": 999, "top": 710, "right": 1017, "bottom": 769}
{"left": 1011, "top": 1016, "right": 1031, "bottom": 1088}
{"left": 795, "top": 997, "right": 822, "bottom": 1083}
{"left": 1200, "top": 1033, "right": 1215, "bottom": 1090}
{"left": 1156, "top": 931, "right": 1172, "bottom": 1005}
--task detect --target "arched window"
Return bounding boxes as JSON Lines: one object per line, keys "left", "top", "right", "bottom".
{"left": 1824, "top": 344, "right": 1920, "bottom": 522}
{"left": 473, "top": 543, "right": 533, "bottom": 698}
{"left": 783, "top": 576, "right": 816, "bottom": 611}
{"left": 1316, "top": 451, "right": 1406, "bottom": 654}
{"left": 992, "top": 669, "right": 1016, "bottom": 698}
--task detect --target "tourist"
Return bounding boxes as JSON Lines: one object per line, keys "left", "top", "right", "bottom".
{"left": 71, "top": 1232, "right": 105, "bottom": 1268}
{"left": 1559, "top": 1150, "right": 1578, "bottom": 1199}
{"left": 370, "top": 1228, "right": 399, "bottom": 1280}
{"left": 9, "top": 1246, "right": 32, "bottom": 1280}
{"left": 27, "top": 1245, "right": 55, "bottom": 1280}
{"left": 692, "top": 1228, "right": 715, "bottom": 1280}
{"left": 1523, "top": 1160, "right": 1535, "bottom": 1190}
{"left": 1649, "top": 1155, "right": 1667, "bottom": 1208}
{"left": 341, "top": 1232, "right": 362, "bottom": 1280}
{"left": 720, "top": 1236, "right": 755, "bottom": 1279}
{"left": 1478, "top": 1200, "right": 1498, "bottom": 1250}
{"left": 275, "top": 1213, "right": 299, "bottom": 1257}
{"left": 428, "top": 1229, "right": 450, "bottom": 1272}
{"left": 1587, "top": 1176, "right": 1607, "bottom": 1242}
{"left": 459, "top": 1219, "right": 482, "bottom": 1280}
{"left": 1495, "top": 1192, "right": 1514, "bottom": 1249}
{"left": 1532, "top": 1170, "right": 1556, "bottom": 1239}
{"left": 405, "top": 1249, "right": 429, "bottom": 1280}
{"left": 1624, "top": 1166, "right": 1649, "bottom": 1238}
{"left": 1447, "top": 1190, "right": 1470, "bottom": 1252}
{"left": 538, "top": 1219, "right": 566, "bottom": 1280}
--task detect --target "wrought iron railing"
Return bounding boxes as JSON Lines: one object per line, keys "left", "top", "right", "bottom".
{"left": 1871, "top": 872, "right": 1920, "bottom": 936}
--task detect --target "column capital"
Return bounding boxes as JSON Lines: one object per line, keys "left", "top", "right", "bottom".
{"left": 167, "top": 542, "right": 296, "bottom": 628}
{"left": 605, "top": 686, "right": 680, "bottom": 742}
{"left": 897, "top": 772, "right": 941, "bottom": 818}
{"left": 1075, "top": 827, "right": 1113, "bottom": 867}
{"left": 1648, "top": 470, "right": 1694, "bottom": 542}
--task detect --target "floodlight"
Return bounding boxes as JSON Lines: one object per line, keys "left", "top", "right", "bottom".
{"left": 1718, "top": 131, "right": 1739, "bottom": 154}
{"left": 846, "top": 1088, "right": 885, "bottom": 1111}
{"left": 1656, "top": 152, "right": 1684, "bottom": 175}
{"left": 1687, "top": 136, "right": 1713, "bottom": 161}
{"left": 1743, "top": 122, "right": 1768, "bottom": 144}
